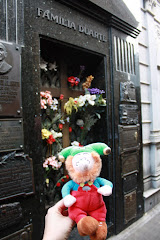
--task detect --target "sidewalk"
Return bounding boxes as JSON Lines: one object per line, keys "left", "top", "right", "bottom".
{"left": 109, "top": 202, "right": 160, "bottom": 240}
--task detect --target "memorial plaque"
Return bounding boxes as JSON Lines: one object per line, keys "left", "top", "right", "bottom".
{"left": 121, "top": 151, "right": 139, "bottom": 175}
{"left": 120, "top": 81, "right": 136, "bottom": 102}
{"left": 119, "top": 104, "right": 138, "bottom": 125}
{"left": 119, "top": 124, "right": 140, "bottom": 153}
{"left": 0, "top": 152, "right": 34, "bottom": 200}
{"left": 0, "top": 202, "right": 22, "bottom": 231}
{"left": 1, "top": 224, "right": 32, "bottom": 240}
{"left": 123, "top": 173, "right": 137, "bottom": 194}
{"left": 0, "top": 41, "right": 22, "bottom": 117}
{"left": 124, "top": 190, "right": 137, "bottom": 224}
{"left": 0, "top": 119, "right": 23, "bottom": 152}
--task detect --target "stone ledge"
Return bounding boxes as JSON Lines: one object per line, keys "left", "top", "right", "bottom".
{"left": 143, "top": 187, "right": 160, "bottom": 212}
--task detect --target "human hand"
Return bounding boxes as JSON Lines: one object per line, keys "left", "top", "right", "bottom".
{"left": 42, "top": 199, "right": 74, "bottom": 240}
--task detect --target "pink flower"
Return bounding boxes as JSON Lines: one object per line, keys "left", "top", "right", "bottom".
{"left": 40, "top": 91, "right": 45, "bottom": 97}
{"left": 43, "top": 159, "right": 48, "bottom": 168}
{"left": 47, "top": 98, "right": 53, "bottom": 106}
{"left": 41, "top": 99, "right": 47, "bottom": 109}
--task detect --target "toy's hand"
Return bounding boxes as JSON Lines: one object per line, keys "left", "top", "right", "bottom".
{"left": 63, "top": 194, "right": 76, "bottom": 207}
{"left": 97, "top": 185, "right": 112, "bottom": 196}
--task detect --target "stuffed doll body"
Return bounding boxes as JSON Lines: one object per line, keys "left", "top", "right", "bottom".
{"left": 59, "top": 143, "right": 113, "bottom": 240}
{"left": 62, "top": 177, "right": 112, "bottom": 224}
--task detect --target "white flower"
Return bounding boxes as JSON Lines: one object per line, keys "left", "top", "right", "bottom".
{"left": 76, "top": 119, "right": 84, "bottom": 127}
{"left": 52, "top": 98, "right": 58, "bottom": 105}
{"left": 51, "top": 105, "right": 58, "bottom": 111}
{"left": 85, "top": 94, "right": 96, "bottom": 106}
{"left": 76, "top": 95, "right": 86, "bottom": 107}
{"left": 66, "top": 117, "right": 70, "bottom": 123}
{"left": 60, "top": 119, "right": 65, "bottom": 124}
{"left": 48, "top": 61, "right": 58, "bottom": 71}
{"left": 51, "top": 130, "right": 62, "bottom": 138}
{"left": 40, "top": 62, "right": 48, "bottom": 71}
{"left": 71, "top": 141, "right": 80, "bottom": 146}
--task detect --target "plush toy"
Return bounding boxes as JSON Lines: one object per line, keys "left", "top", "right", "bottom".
{"left": 59, "top": 142, "right": 113, "bottom": 240}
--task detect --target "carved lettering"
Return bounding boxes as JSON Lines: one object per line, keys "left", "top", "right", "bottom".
{"left": 0, "top": 153, "right": 34, "bottom": 200}
{"left": 0, "top": 119, "right": 23, "bottom": 152}
{"left": 37, "top": 8, "right": 106, "bottom": 42}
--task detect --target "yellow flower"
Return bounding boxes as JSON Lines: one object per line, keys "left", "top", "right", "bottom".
{"left": 46, "top": 178, "right": 49, "bottom": 184}
{"left": 42, "top": 128, "right": 51, "bottom": 139}
{"left": 64, "top": 97, "right": 78, "bottom": 115}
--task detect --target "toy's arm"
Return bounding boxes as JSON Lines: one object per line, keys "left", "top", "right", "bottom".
{"left": 97, "top": 177, "right": 113, "bottom": 196}
{"left": 61, "top": 180, "right": 76, "bottom": 207}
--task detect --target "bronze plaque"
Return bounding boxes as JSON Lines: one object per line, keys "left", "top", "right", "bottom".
{"left": 119, "top": 104, "right": 138, "bottom": 124}
{"left": 119, "top": 124, "right": 140, "bottom": 153}
{"left": 124, "top": 190, "right": 137, "bottom": 224}
{"left": 0, "top": 152, "right": 34, "bottom": 201}
{"left": 0, "top": 41, "right": 22, "bottom": 117}
{"left": 0, "top": 119, "right": 23, "bottom": 152}
{"left": 1, "top": 224, "right": 32, "bottom": 240}
{"left": 123, "top": 173, "right": 137, "bottom": 194}
{"left": 0, "top": 202, "right": 22, "bottom": 231}
{"left": 120, "top": 81, "right": 136, "bottom": 102}
{"left": 121, "top": 151, "right": 139, "bottom": 175}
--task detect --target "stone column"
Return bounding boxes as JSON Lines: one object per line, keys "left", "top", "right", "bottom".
{"left": 145, "top": 0, "right": 160, "bottom": 189}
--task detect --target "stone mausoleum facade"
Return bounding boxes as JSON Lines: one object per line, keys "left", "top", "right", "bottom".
{"left": 0, "top": 0, "right": 159, "bottom": 239}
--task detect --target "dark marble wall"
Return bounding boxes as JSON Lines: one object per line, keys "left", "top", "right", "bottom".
{"left": 0, "top": 0, "right": 142, "bottom": 239}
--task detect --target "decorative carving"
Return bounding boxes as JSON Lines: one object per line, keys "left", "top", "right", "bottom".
{"left": 145, "top": 0, "right": 157, "bottom": 12}
{"left": 0, "top": 42, "right": 21, "bottom": 117}
{"left": 119, "top": 104, "right": 138, "bottom": 125}
{"left": 40, "top": 58, "right": 60, "bottom": 88}
{"left": 0, "top": 202, "right": 22, "bottom": 230}
{"left": 120, "top": 81, "right": 136, "bottom": 103}
{"left": 0, "top": 43, "right": 12, "bottom": 75}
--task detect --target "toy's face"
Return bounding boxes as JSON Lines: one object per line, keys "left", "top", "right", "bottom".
{"left": 72, "top": 152, "right": 94, "bottom": 172}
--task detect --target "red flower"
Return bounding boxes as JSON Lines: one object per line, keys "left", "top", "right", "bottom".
{"left": 59, "top": 123, "right": 63, "bottom": 130}
{"left": 61, "top": 178, "right": 65, "bottom": 182}
{"left": 80, "top": 126, "right": 84, "bottom": 130}
{"left": 46, "top": 135, "right": 56, "bottom": 144}
{"left": 56, "top": 182, "right": 61, "bottom": 187}
{"left": 68, "top": 76, "right": 76, "bottom": 83}
{"left": 69, "top": 127, "right": 72, "bottom": 132}
{"left": 68, "top": 76, "right": 80, "bottom": 87}
{"left": 75, "top": 81, "right": 79, "bottom": 86}
{"left": 66, "top": 175, "right": 69, "bottom": 179}
{"left": 79, "top": 143, "right": 83, "bottom": 147}
{"left": 60, "top": 94, "right": 64, "bottom": 100}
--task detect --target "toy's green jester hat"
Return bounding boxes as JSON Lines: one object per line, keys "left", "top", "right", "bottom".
{"left": 58, "top": 142, "right": 111, "bottom": 162}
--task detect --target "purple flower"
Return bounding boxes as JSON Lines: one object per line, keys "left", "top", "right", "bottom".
{"left": 75, "top": 77, "right": 80, "bottom": 82}
{"left": 88, "top": 88, "right": 105, "bottom": 95}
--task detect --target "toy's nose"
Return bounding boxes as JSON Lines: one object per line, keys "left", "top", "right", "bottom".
{"left": 80, "top": 161, "right": 90, "bottom": 172}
